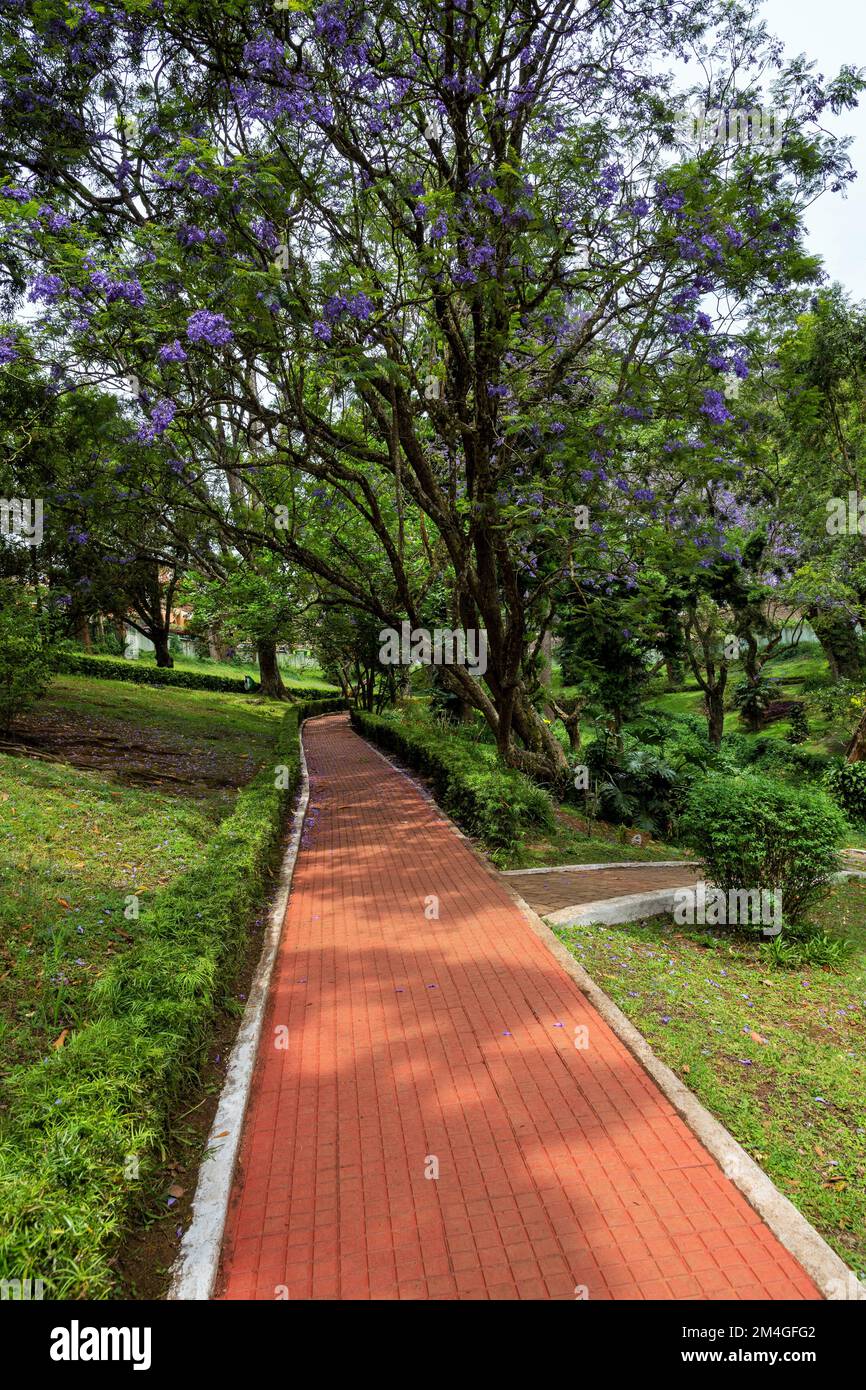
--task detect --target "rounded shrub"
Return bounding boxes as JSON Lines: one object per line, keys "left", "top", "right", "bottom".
{"left": 823, "top": 760, "right": 866, "bottom": 824}
{"left": 678, "top": 773, "right": 845, "bottom": 922}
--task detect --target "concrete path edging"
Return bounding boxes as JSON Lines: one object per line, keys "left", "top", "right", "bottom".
{"left": 167, "top": 718, "right": 317, "bottom": 1301}
{"left": 547, "top": 887, "right": 689, "bottom": 927}
{"left": 545, "top": 870, "right": 866, "bottom": 929}
{"left": 501, "top": 860, "right": 697, "bottom": 876}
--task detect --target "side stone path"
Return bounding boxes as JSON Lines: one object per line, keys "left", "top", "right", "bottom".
{"left": 504, "top": 864, "right": 704, "bottom": 917}
{"left": 217, "top": 714, "right": 819, "bottom": 1301}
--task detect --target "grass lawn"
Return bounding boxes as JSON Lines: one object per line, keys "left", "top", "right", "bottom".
{"left": 0, "top": 675, "right": 286, "bottom": 1074}
{"left": 503, "top": 803, "right": 690, "bottom": 869}
{"left": 644, "top": 646, "right": 847, "bottom": 755}
{"left": 555, "top": 878, "right": 866, "bottom": 1276}
{"left": 85, "top": 649, "right": 336, "bottom": 690}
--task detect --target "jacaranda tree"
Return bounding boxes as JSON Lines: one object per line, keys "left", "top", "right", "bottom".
{"left": 1, "top": 0, "right": 862, "bottom": 778}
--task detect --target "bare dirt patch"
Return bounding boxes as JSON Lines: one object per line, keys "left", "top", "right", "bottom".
{"left": 2, "top": 705, "right": 259, "bottom": 798}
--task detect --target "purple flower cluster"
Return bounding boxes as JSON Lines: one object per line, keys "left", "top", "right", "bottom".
{"left": 323, "top": 292, "right": 373, "bottom": 323}
{"left": 0, "top": 336, "right": 18, "bottom": 364}
{"left": 158, "top": 340, "right": 188, "bottom": 364}
{"left": 89, "top": 271, "right": 146, "bottom": 306}
{"left": 701, "top": 390, "right": 733, "bottom": 425}
{"left": 137, "top": 398, "right": 176, "bottom": 443}
{"left": 28, "top": 272, "right": 64, "bottom": 304}
{"left": 186, "top": 309, "right": 233, "bottom": 346}
{"left": 177, "top": 225, "right": 207, "bottom": 247}
{"left": 38, "top": 206, "right": 72, "bottom": 233}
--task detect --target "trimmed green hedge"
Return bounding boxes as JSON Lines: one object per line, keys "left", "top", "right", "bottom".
{"left": 53, "top": 650, "right": 333, "bottom": 700}
{"left": 0, "top": 697, "right": 348, "bottom": 1298}
{"left": 350, "top": 708, "right": 553, "bottom": 852}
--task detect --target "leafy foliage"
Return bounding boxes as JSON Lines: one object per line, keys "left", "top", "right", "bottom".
{"left": 680, "top": 774, "right": 846, "bottom": 921}
{"left": 731, "top": 676, "right": 775, "bottom": 732}
{"left": 0, "top": 696, "right": 346, "bottom": 1295}
{"left": 0, "top": 582, "right": 52, "bottom": 733}
{"left": 824, "top": 760, "right": 866, "bottom": 823}
{"left": 53, "top": 650, "right": 329, "bottom": 699}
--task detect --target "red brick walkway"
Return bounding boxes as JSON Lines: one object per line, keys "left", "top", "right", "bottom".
{"left": 217, "top": 715, "right": 820, "bottom": 1301}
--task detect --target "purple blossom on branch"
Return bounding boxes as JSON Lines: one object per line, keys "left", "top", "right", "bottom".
{"left": 28, "top": 272, "right": 64, "bottom": 303}
{"left": 158, "top": 340, "right": 188, "bottom": 364}
{"left": 186, "top": 309, "right": 233, "bottom": 346}
{"left": 701, "top": 390, "right": 733, "bottom": 425}
{"left": 137, "top": 398, "right": 176, "bottom": 442}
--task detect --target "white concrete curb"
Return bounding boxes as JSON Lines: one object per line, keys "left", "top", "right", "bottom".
{"left": 544, "top": 871, "right": 866, "bottom": 930}
{"left": 502, "top": 860, "right": 697, "bottom": 876}
{"left": 167, "top": 717, "right": 318, "bottom": 1301}
{"left": 546, "top": 886, "right": 691, "bottom": 927}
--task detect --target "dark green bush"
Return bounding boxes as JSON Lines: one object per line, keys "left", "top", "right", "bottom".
{"left": 582, "top": 730, "right": 687, "bottom": 835}
{"left": 679, "top": 773, "right": 845, "bottom": 922}
{"left": 733, "top": 735, "right": 832, "bottom": 783}
{"left": 0, "top": 583, "right": 53, "bottom": 733}
{"left": 54, "top": 650, "right": 331, "bottom": 700}
{"left": 823, "top": 760, "right": 866, "bottom": 824}
{"left": 731, "top": 676, "right": 775, "bottom": 732}
{"left": 785, "top": 703, "right": 809, "bottom": 745}
{"left": 350, "top": 708, "right": 553, "bottom": 850}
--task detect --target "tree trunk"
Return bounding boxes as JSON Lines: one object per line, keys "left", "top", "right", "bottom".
{"left": 811, "top": 610, "right": 863, "bottom": 682}
{"left": 257, "top": 638, "right": 287, "bottom": 699}
{"left": 153, "top": 630, "right": 174, "bottom": 667}
{"left": 664, "top": 657, "right": 684, "bottom": 688}
{"left": 706, "top": 689, "right": 725, "bottom": 747}
{"left": 75, "top": 614, "right": 92, "bottom": 651}
{"left": 847, "top": 708, "right": 866, "bottom": 763}
{"left": 551, "top": 698, "right": 584, "bottom": 753}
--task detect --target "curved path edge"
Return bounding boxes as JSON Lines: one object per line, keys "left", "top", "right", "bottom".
{"left": 167, "top": 717, "right": 318, "bottom": 1301}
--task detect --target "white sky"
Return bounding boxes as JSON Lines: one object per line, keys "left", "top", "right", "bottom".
{"left": 762, "top": 0, "right": 866, "bottom": 298}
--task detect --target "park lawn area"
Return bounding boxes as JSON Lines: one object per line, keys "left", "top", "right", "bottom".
{"left": 503, "top": 803, "right": 689, "bottom": 869}
{"left": 0, "top": 675, "right": 287, "bottom": 1075}
{"left": 647, "top": 681, "right": 843, "bottom": 754}
{"left": 555, "top": 878, "right": 866, "bottom": 1277}
{"left": 85, "top": 649, "right": 336, "bottom": 690}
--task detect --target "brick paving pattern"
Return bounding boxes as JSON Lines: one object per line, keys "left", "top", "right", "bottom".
{"left": 217, "top": 714, "right": 820, "bottom": 1301}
